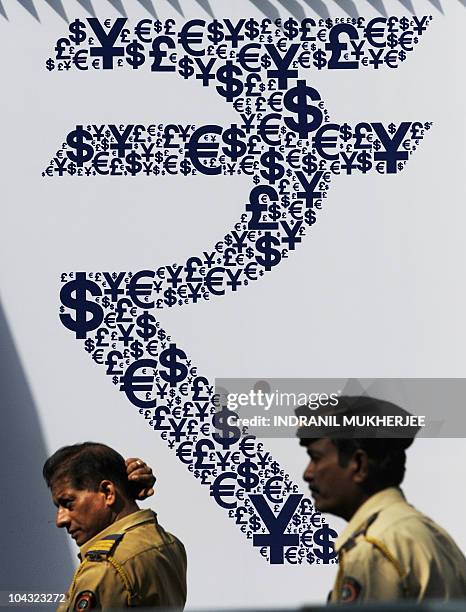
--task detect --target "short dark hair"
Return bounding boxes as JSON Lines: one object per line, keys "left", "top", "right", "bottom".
{"left": 300, "top": 437, "right": 406, "bottom": 493}
{"left": 43, "top": 442, "right": 134, "bottom": 498}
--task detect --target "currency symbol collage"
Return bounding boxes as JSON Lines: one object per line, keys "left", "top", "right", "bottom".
{"left": 48, "top": 16, "right": 433, "bottom": 565}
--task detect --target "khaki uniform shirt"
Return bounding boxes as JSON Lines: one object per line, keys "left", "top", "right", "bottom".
{"left": 58, "top": 509, "right": 187, "bottom": 611}
{"left": 330, "top": 487, "right": 466, "bottom": 604}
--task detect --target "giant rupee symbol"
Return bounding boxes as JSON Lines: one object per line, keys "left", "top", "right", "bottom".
{"left": 50, "top": 16, "right": 433, "bottom": 564}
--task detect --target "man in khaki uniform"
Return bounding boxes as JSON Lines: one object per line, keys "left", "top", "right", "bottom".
{"left": 43, "top": 442, "right": 187, "bottom": 610}
{"left": 296, "top": 396, "right": 466, "bottom": 604}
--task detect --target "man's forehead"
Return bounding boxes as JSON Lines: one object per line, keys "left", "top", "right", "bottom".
{"left": 306, "top": 438, "right": 335, "bottom": 453}
{"left": 51, "top": 478, "right": 80, "bottom": 499}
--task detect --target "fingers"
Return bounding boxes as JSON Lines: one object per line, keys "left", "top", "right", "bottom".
{"left": 127, "top": 458, "right": 150, "bottom": 476}
{"left": 125, "top": 458, "right": 157, "bottom": 495}
{"left": 135, "top": 487, "right": 155, "bottom": 501}
{"left": 126, "top": 458, "right": 145, "bottom": 472}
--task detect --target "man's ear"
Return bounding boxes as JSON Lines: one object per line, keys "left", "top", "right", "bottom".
{"left": 99, "top": 480, "right": 117, "bottom": 506}
{"left": 351, "top": 449, "right": 370, "bottom": 485}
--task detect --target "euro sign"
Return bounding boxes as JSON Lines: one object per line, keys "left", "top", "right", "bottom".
{"left": 120, "top": 359, "right": 157, "bottom": 408}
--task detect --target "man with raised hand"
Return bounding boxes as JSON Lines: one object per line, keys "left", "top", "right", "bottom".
{"left": 44, "top": 442, "right": 187, "bottom": 610}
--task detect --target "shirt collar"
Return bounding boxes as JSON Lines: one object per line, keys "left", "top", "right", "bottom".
{"left": 335, "top": 487, "right": 405, "bottom": 551}
{"left": 79, "top": 509, "right": 156, "bottom": 559}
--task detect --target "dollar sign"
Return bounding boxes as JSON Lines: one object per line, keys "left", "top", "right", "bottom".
{"left": 387, "top": 33, "right": 398, "bottom": 48}
{"left": 292, "top": 514, "right": 301, "bottom": 527}
{"left": 46, "top": 58, "right": 55, "bottom": 71}
{"left": 373, "top": 139, "right": 381, "bottom": 151}
{"left": 388, "top": 123, "right": 397, "bottom": 135}
{"left": 59, "top": 273, "right": 103, "bottom": 339}
{"left": 126, "top": 40, "right": 145, "bottom": 69}
{"left": 222, "top": 124, "right": 247, "bottom": 161}
{"left": 216, "top": 61, "right": 244, "bottom": 103}
{"left": 246, "top": 246, "right": 254, "bottom": 258}
{"left": 313, "top": 524, "right": 338, "bottom": 562}
{"left": 284, "top": 80, "right": 323, "bottom": 139}
{"left": 66, "top": 125, "right": 94, "bottom": 166}
{"left": 158, "top": 343, "right": 188, "bottom": 386}
{"left": 125, "top": 151, "right": 142, "bottom": 176}
{"left": 136, "top": 311, "right": 157, "bottom": 341}
{"left": 69, "top": 18, "right": 86, "bottom": 45}
{"left": 302, "top": 153, "right": 318, "bottom": 175}
{"left": 357, "top": 151, "right": 372, "bottom": 174}
{"left": 154, "top": 151, "right": 163, "bottom": 164}
{"left": 178, "top": 56, "right": 194, "bottom": 79}
{"left": 158, "top": 328, "right": 167, "bottom": 341}
{"left": 400, "top": 17, "right": 410, "bottom": 31}
{"left": 398, "top": 161, "right": 405, "bottom": 171}
{"left": 212, "top": 406, "right": 241, "bottom": 449}
{"left": 256, "top": 234, "right": 282, "bottom": 271}
{"left": 260, "top": 54, "right": 271, "bottom": 69}
{"left": 339, "top": 123, "right": 352, "bottom": 142}
{"left": 399, "top": 50, "right": 407, "bottom": 63}
{"left": 237, "top": 459, "right": 260, "bottom": 491}
{"left": 130, "top": 339, "right": 144, "bottom": 360}
{"left": 207, "top": 20, "right": 224, "bottom": 44}
{"left": 67, "top": 162, "right": 77, "bottom": 176}
{"left": 305, "top": 208, "right": 316, "bottom": 226}
{"left": 102, "top": 295, "right": 111, "bottom": 308}
{"left": 249, "top": 514, "right": 261, "bottom": 532}
{"left": 253, "top": 175, "right": 260, "bottom": 185}
{"left": 268, "top": 202, "right": 281, "bottom": 222}
{"left": 270, "top": 461, "right": 280, "bottom": 475}
{"left": 283, "top": 17, "right": 299, "bottom": 40}
{"left": 84, "top": 338, "right": 95, "bottom": 353}
{"left": 260, "top": 149, "right": 285, "bottom": 184}
{"left": 112, "top": 375, "right": 119, "bottom": 385}
{"left": 245, "top": 18, "right": 259, "bottom": 40}
{"left": 312, "top": 49, "right": 327, "bottom": 70}
{"left": 153, "top": 20, "right": 163, "bottom": 34}
{"left": 180, "top": 159, "right": 192, "bottom": 176}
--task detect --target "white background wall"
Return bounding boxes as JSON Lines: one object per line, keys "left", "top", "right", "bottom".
{"left": 1, "top": 0, "right": 465, "bottom": 608}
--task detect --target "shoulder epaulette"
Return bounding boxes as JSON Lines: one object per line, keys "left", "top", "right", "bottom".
{"left": 85, "top": 533, "right": 125, "bottom": 561}
{"left": 340, "top": 512, "right": 380, "bottom": 553}
{"left": 356, "top": 512, "right": 406, "bottom": 580}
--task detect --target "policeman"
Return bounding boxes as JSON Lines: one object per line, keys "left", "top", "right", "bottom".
{"left": 43, "top": 442, "right": 187, "bottom": 610}
{"left": 296, "top": 395, "right": 466, "bottom": 603}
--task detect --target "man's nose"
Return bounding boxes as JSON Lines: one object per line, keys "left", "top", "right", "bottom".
{"left": 303, "top": 460, "right": 314, "bottom": 483}
{"left": 56, "top": 507, "right": 70, "bottom": 529}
